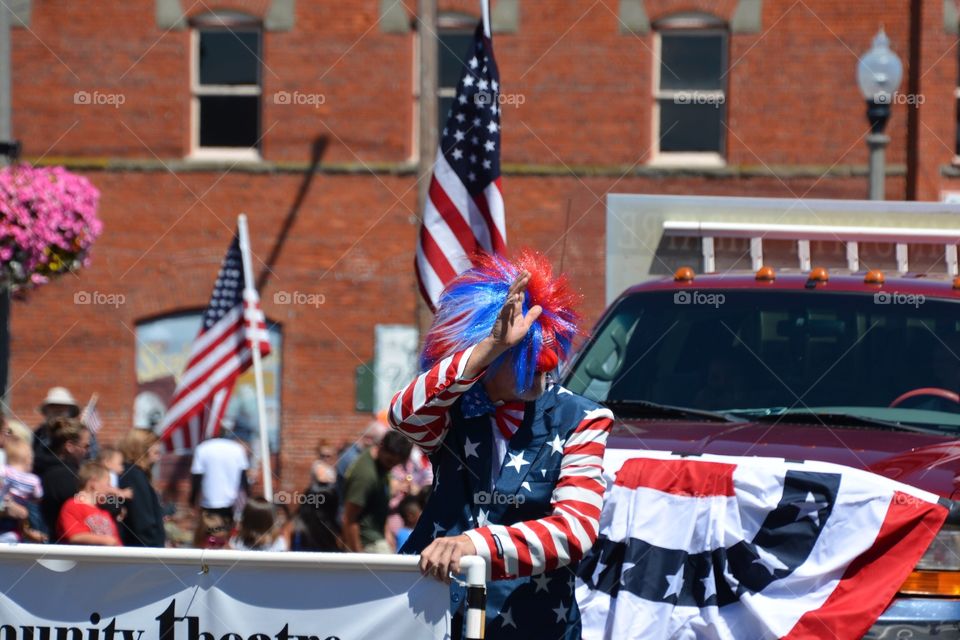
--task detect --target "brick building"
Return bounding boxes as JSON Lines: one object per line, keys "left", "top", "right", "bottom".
{"left": 6, "top": 0, "right": 960, "bottom": 495}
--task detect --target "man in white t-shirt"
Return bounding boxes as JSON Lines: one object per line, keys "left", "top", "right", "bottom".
{"left": 190, "top": 435, "right": 249, "bottom": 548}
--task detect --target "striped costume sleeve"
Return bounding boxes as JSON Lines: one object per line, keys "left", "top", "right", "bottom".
{"left": 463, "top": 407, "right": 614, "bottom": 580}
{"left": 387, "top": 345, "right": 485, "bottom": 455}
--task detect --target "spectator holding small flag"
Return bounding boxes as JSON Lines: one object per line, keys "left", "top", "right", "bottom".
{"left": 40, "top": 416, "right": 91, "bottom": 534}
{"left": 33, "top": 387, "right": 82, "bottom": 477}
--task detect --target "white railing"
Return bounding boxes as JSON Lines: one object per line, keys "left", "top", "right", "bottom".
{"left": 663, "top": 220, "right": 960, "bottom": 276}
{"left": 0, "top": 544, "right": 487, "bottom": 639}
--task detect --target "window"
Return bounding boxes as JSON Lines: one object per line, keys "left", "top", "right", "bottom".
{"left": 190, "top": 11, "right": 262, "bottom": 160}
{"left": 565, "top": 290, "right": 960, "bottom": 431}
{"left": 134, "top": 312, "right": 282, "bottom": 452}
{"left": 438, "top": 13, "right": 478, "bottom": 133}
{"left": 652, "top": 13, "right": 728, "bottom": 165}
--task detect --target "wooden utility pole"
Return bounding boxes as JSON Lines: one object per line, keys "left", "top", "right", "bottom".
{"left": 0, "top": 3, "right": 12, "bottom": 406}
{"left": 416, "top": 0, "right": 438, "bottom": 340}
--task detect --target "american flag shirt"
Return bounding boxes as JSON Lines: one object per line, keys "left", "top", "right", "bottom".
{"left": 389, "top": 345, "right": 614, "bottom": 639}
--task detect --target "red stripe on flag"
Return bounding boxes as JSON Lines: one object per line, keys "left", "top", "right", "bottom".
{"left": 784, "top": 491, "right": 947, "bottom": 640}
{"left": 182, "top": 315, "right": 242, "bottom": 371}
{"left": 418, "top": 225, "right": 458, "bottom": 285}
{"left": 614, "top": 457, "right": 737, "bottom": 497}
{"left": 176, "top": 328, "right": 248, "bottom": 396}
{"left": 429, "top": 177, "right": 479, "bottom": 257}
{"left": 472, "top": 187, "right": 505, "bottom": 253}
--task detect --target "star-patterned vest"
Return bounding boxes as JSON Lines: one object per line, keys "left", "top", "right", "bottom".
{"left": 400, "top": 383, "right": 603, "bottom": 640}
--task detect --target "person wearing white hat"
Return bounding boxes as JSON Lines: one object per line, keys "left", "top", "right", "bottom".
{"left": 39, "top": 387, "right": 80, "bottom": 418}
{"left": 33, "top": 387, "right": 82, "bottom": 477}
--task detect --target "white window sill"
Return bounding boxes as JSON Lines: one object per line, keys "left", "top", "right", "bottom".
{"left": 185, "top": 148, "right": 263, "bottom": 163}
{"left": 648, "top": 153, "right": 726, "bottom": 168}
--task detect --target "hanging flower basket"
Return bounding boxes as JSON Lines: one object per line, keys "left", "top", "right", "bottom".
{"left": 0, "top": 164, "right": 102, "bottom": 293}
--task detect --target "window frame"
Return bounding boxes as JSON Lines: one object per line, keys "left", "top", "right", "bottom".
{"left": 188, "top": 14, "right": 264, "bottom": 162}
{"left": 650, "top": 21, "right": 729, "bottom": 167}
{"left": 437, "top": 13, "right": 478, "bottom": 136}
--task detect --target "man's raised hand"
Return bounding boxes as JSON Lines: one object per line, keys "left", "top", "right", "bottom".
{"left": 463, "top": 270, "right": 543, "bottom": 378}
{"left": 490, "top": 270, "right": 542, "bottom": 348}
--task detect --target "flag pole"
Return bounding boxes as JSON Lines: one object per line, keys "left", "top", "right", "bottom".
{"left": 237, "top": 213, "right": 273, "bottom": 501}
{"left": 481, "top": 0, "right": 491, "bottom": 38}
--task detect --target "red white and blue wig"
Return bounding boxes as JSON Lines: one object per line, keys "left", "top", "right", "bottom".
{"left": 420, "top": 251, "right": 581, "bottom": 394}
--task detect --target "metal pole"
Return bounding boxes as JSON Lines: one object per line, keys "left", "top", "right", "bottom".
{"left": 0, "top": 1, "right": 10, "bottom": 147}
{"left": 867, "top": 133, "right": 889, "bottom": 200}
{"left": 0, "top": 2, "right": 12, "bottom": 408}
{"left": 416, "top": 0, "right": 438, "bottom": 338}
{"left": 237, "top": 214, "right": 273, "bottom": 500}
{"left": 460, "top": 556, "right": 488, "bottom": 639}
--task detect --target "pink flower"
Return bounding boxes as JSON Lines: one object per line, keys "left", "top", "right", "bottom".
{"left": 0, "top": 164, "right": 102, "bottom": 292}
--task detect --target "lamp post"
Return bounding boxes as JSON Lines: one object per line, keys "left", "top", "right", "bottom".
{"left": 857, "top": 28, "right": 903, "bottom": 200}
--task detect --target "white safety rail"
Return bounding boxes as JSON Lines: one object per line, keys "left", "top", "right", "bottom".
{"left": 0, "top": 545, "right": 488, "bottom": 639}
{"left": 663, "top": 221, "right": 960, "bottom": 276}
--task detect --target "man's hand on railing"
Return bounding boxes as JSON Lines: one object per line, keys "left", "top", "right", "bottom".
{"left": 418, "top": 534, "right": 477, "bottom": 584}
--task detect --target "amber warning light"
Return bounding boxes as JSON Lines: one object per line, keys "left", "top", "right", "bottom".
{"left": 674, "top": 266, "right": 695, "bottom": 282}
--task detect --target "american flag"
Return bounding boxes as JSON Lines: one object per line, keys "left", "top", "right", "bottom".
{"left": 156, "top": 235, "right": 270, "bottom": 454}
{"left": 416, "top": 22, "right": 506, "bottom": 311}
{"left": 80, "top": 393, "right": 102, "bottom": 435}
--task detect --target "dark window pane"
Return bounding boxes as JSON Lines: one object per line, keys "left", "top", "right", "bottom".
{"left": 199, "top": 30, "right": 260, "bottom": 85}
{"left": 199, "top": 96, "right": 259, "bottom": 148}
{"left": 438, "top": 96, "right": 456, "bottom": 134}
{"left": 439, "top": 32, "right": 475, "bottom": 89}
{"left": 566, "top": 290, "right": 960, "bottom": 418}
{"left": 659, "top": 100, "right": 724, "bottom": 153}
{"left": 660, "top": 33, "right": 725, "bottom": 91}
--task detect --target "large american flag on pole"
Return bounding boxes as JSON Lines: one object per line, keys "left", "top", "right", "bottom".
{"left": 576, "top": 451, "right": 948, "bottom": 640}
{"left": 156, "top": 235, "right": 270, "bottom": 454}
{"left": 416, "top": 22, "right": 506, "bottom": 311}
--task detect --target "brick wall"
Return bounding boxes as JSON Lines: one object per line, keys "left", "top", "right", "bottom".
{"left": 6, "top": 0, "right": 955, "bottom": 493}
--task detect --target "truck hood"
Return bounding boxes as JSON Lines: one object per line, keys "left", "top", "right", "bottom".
{"left": 607, "top": 419, "right": 960, "bottom": 498}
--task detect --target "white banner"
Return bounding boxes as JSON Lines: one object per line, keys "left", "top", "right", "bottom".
{"left": 0, "top": 546, "right": 451, "bottom": 640}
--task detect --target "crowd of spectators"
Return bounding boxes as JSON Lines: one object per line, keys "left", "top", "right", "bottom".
{"left": 0, "top": 389, "right": 428, "bottom": 553}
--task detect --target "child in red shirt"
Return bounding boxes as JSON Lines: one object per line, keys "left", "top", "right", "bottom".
{"left": 56, "top": 462, "right": 121, "bottom": 546}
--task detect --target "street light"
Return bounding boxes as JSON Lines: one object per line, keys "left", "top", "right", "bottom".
{"left": 857, "top": 28, "right": 903, "bottom": 200}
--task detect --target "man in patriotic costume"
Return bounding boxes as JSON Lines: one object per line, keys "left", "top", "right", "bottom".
{"left": 389, "top": 251, "right": 614, "bottom": 639}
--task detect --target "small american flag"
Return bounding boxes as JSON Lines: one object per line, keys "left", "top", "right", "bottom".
{"left": 80, "top": 393, "right": 102, "bottom": 435}
{"left": 156, "top": 234, "right": 270, "bottom": 454}
{"left": 416, "top": 22, "right": 506, "bottom": 311}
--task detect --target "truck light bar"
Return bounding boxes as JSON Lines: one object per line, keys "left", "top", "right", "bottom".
{"left": 663, "top": 221, "right": 960, "bottom": 276}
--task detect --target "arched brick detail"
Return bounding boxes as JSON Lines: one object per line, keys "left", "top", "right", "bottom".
{"left": 645, "top": 0, "right": 739, "bottom": 26}
{"left": 157, "top": 0, "right": 295, "bottom": 30}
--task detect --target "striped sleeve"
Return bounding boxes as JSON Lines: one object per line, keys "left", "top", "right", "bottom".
{"left": 463, "top": 407, "right": 614, "bottom": 580}
{"left": 387, "top": 345, "right": 485, "bottom": 455}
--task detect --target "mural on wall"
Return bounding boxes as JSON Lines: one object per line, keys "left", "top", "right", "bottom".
{"left": 134, "top": 312, "right": 283, "bottom": 454}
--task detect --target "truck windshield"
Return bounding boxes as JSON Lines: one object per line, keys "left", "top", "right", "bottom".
{"left": 564, "top": 289, "right": 960, "bottom": 431}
